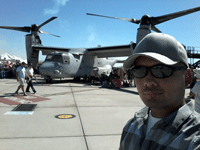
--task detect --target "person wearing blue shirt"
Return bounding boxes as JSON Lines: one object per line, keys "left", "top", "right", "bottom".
{"left": 15, "top": 62, "right": 30, "bottom": 96}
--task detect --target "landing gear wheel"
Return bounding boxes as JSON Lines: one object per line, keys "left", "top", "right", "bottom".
{"left": 73, "top": 77, "right": 80, "bottom": 81}
{"left": 46, "top": 78, "right": 52, "bottom": 83}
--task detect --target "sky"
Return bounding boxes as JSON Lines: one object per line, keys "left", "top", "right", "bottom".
{"left": 0, "top": 0, "right": 200, "bottom": 66}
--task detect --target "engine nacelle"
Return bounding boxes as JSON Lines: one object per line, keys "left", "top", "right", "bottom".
{"left": 136, "top": 25, "right": 151, "bottom": 44}
{"left": 26, "top": 34, "right": 39, "bottom": 66}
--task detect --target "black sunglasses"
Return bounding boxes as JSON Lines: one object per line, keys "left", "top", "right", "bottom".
{"left": 132, "top": 64, "right": 186, "bottom": 78}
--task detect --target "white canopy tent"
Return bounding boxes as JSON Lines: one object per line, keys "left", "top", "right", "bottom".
{"left": 0, "top": 53, "right": 27, "bottom": 78}
{"left": 0, "top": 53, "right": 27, "bottom": 64}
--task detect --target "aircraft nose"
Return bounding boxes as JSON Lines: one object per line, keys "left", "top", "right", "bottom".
{"left": 39, "top": 62, "right": 64, "bottom": 75}
{"left": 39, "top": 62, "right": 55, "bottom": 74}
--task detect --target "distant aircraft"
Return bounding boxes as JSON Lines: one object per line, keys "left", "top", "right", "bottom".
{"left": 0, "top": 6, "right": 199, "bottom": 83}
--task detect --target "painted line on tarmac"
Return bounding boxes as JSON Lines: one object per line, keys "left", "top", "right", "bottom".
{"left": 0, "top": 87, "right": 101, "bottom": 105}
{"left": 4, "top": 111, "right": 34, "bottom": 115}
{"left": 0, "top": 94, "right": 50, "bottom": 105}
{"left": 42, "top": 88, "right": 101, "bottom": 97}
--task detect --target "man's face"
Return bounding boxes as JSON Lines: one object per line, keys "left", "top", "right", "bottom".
{"left": 134, "top": 56, "right": 186, "bottom": 113}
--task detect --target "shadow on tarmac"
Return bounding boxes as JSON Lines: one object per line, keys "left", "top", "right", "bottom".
{"left": 30, "top": 78, "right": 139, "bottom": 95}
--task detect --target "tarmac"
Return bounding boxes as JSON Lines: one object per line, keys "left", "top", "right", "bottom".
{"left": 0, "top": 76, "right": 192, "bottom": 150}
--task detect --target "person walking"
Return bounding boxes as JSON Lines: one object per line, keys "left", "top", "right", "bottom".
{"left": 15, "top": 62, "right": 29, "bottom": 96}
{"left": 26, "top": 63, "right": 37, "bottom": 94}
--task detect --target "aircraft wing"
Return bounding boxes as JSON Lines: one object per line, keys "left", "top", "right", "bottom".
{"left": 32, "top": 45, "right": 71, "bottom": 55}
{"left": 86, "top": 43, "right": 136, "bottom": 58}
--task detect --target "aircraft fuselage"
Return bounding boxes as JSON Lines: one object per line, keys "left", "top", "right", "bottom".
{"left": 39, "top": 51, "right": 116, "bottom": 80}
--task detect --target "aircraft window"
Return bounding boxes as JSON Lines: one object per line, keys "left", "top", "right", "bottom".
{"left": 52, "top": 55, "right": 63, "bottom": 63}
{"left": 63, "top": 56, "right": 70, "bottom": 64}
{"left": 45, "top": 55, "right": 53, "bottom": 61}
{"left": 45, "top": 55, "right": 63, "bottom": 63}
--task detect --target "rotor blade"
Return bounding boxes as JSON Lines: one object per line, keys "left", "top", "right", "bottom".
{"left": 0, "top": 26, "right": 31, "bottom": 32}
{"left": 37, "top": 17, "right": 58, "bottom": 29}
{"left": 39, "top": 30, "right": 60, "bottom": 37}
{"left": 151, "top": 6, "right": 200, "bottom": 25}
{"left": 151, "top": 25, "right": 161, "bottom": 33}
{"left": 87, "top": 13, "right": 140, "bottom": 24}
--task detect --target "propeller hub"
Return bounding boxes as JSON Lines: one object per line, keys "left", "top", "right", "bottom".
{"left": 31, "top": 24, "right": 39, "bottom": 32}
{"left": 140, "top": 15, "right": 151, "bottom": 25}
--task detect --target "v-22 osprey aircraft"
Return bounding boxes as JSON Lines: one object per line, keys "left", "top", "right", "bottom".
{"left": 0, "top": 6, "right": 200, "bottom": 83}
{"left": 0, "top": 17, "right": 135, "bottom": 83}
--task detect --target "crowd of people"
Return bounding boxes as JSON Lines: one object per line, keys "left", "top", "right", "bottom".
{"left": 0, "top": 61, "right": 38, "bottom": 95}
{"left": 0, "top": 61, "right": 19, "bottom": 78}
{"left": 89, "top": 67, "right": 134, "bottom": 89}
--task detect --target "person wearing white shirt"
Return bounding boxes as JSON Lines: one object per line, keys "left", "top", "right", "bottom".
{"left": 26, "top": 63, "right": 37, "bottom": 94}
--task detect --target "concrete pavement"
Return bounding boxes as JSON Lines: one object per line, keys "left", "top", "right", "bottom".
{"left": 0, "top": 77, "right": 192, "bottom": 150}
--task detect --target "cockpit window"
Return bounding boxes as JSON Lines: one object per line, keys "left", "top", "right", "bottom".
{"left": 45, "top": 55, "right": 63, "bottom": 63}
{"left": 45, "top": 55, "right": 53, "bottom": 61}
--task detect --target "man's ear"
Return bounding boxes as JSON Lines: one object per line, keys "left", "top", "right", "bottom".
{"left": 185, "top": 69, "right": 192, "bottom": 87}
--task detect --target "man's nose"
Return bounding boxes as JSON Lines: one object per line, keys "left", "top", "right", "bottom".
{"left": 143, "top": 70, "right": 158, "bottom": 87}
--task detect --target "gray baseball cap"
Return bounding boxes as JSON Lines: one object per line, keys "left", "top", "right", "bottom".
{"left": 123, "top": 33, "right": 189, "bottom": 69}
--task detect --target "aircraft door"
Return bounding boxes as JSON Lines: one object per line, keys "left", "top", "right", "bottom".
{"left": 80, "top": 55, "right": 95, "bottom": 76}
{"left": 62, "top": 53, "right": 81, "bottom": 77}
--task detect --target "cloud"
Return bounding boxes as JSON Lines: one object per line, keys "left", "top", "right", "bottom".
{"left": 44, "top": 0, "right": 69, "bottom": 15}
{"left": 88, "top": 32, "right": 95, "bottom": 43}
{"left": 87, "top": 25, "right": 96, "bottom": 44}
{"left": 0, "top": 35, "right": 26, "bottom": 60}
